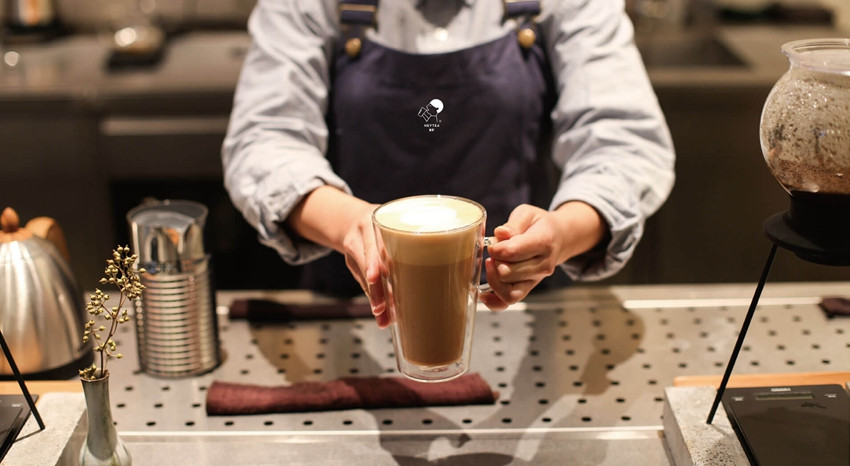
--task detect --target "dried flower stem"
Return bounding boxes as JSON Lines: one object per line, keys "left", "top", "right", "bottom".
{"left": 79, "top": 246, "right": 145, "bottom": 381}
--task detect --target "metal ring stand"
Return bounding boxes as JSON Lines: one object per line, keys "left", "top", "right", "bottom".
{"left": 707, "top": 198, "right": 850, "bottom": 424}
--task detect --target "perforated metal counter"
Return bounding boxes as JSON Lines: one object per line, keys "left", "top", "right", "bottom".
{"left": 102, "top": 282, "right": 850, "bottom": 465}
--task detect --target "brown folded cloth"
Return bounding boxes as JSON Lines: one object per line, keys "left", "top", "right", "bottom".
{"left": 206, "top": 373, "right": 498, "bottom": 415}
{"left": 819, "top": 297, "right": 850, "bottom": 318}
{"left": 228, "top": 299, "right": 373, "bottom": 321}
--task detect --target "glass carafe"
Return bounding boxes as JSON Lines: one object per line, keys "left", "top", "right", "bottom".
{"left": 760, "top": 38, "right": 850, "bottom": 202}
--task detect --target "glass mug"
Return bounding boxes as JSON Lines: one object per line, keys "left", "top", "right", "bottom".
{"left": 372, "top": 195, "right": 487, "bottom": 382}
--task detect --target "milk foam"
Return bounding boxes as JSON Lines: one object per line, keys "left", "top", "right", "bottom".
{"left": 374, "top": 196, "right": 483, "bottom": 233}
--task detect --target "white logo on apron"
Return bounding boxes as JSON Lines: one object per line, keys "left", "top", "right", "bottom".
{"left": 417, "top": 99, "right": 443, "bottom": 132}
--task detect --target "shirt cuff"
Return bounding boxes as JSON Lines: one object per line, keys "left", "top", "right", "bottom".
{"left": 549, "top": 171, "right": 643, "bottom": 281}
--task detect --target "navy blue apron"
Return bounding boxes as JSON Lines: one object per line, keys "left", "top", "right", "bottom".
{"left": 301, "top": 0, "right": 557, "bottom": 296}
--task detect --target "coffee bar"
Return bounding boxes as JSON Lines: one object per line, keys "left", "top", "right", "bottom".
{"left": 2, "top": 1, "right": 850, "bottom": 465}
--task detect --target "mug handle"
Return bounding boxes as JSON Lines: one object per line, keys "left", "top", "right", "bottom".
{"left": 478, "top": 236, "right": 496, "bottom": 295}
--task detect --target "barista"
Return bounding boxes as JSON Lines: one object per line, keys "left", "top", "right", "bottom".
{"left": 222, "top": 0, "right": 675, "bottom": 326}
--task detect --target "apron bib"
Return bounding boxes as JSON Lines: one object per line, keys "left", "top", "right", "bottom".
{"left": 302, "top": 1, "right": 555, "bottom": 296}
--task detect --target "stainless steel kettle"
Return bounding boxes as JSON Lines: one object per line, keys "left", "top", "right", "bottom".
{"left": 0, "top": 207, "right": 91, "bottom": 378}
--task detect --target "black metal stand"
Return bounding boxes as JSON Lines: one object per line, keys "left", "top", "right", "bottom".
{"left": 708, "top": 196, "right": 850, "bottom": 424}
{"left": 0, "top": 330, "right": 43, "bottom": 430}
{"left": 706, "top": 243, "right": 777, "bottom": 424}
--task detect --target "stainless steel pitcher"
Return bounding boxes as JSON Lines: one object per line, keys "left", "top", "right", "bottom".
{"left": 0, "top": 207, "right": 91, "bottom": 378}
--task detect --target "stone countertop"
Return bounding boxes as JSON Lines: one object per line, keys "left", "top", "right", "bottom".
{"left": 0, "top": 24, "right": 847, "bottom": 104}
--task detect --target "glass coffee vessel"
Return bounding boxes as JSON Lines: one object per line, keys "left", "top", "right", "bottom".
{"left": 760, "top": 38, "right": 850, "bottom": 260}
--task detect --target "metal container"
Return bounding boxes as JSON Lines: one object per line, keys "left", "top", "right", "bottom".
{"left": 127, "top": 200, "right": 220, "bottom": 378}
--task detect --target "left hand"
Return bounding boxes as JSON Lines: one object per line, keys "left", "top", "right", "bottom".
{"left": 479, "top": 202, "right": 607, "bottom": 310}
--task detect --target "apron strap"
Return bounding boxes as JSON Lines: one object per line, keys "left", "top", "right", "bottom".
{"left": 503, "top": 0, "right": 541, "bottom": 49}
{"left": 339, "top": 0, "right": 379, "bottom": 57}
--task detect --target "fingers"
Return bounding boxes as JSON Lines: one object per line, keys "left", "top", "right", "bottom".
{"left": 484, "top": 257, "right": 537, "bottom": 306}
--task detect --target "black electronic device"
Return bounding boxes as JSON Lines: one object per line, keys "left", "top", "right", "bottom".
{"left": 722, "top": 384, "right": 850, "bottom": 466}
{"left": 0, "top": 394, "right": 36, "bottom": 460}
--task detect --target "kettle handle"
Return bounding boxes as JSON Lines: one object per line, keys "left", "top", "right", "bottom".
{"left": 26, "top": 217, "right": 71, "bottom": 262}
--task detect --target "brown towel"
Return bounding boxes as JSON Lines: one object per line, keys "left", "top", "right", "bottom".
{"left": 205, "top": 373, "right": 498, "bottom": 415}
{"left": 819, "top": 297, "right": 850, "bottom": 318}
{"left": 228, "top": 299, "right": 373, "bottom": 321}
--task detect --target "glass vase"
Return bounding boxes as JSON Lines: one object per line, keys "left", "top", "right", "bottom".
{"left": 79, "top": 373, "right": 132, "bottom": 465}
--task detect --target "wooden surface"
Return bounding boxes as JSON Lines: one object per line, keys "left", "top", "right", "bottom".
{"left": 0, "top": 380, "right": 81, "bottom": 396}
{"left": 674, "top": 372, "right": 850, "bottom": 388}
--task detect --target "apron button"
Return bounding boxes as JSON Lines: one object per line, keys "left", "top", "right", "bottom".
{"left": 517, "top": 28, "right": 536, "bottom": 49}
{"left": 345, "top": 38, "right": 362, "bottom": 58}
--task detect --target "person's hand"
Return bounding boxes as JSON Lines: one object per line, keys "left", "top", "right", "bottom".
{"left": 480, "top": 202, "right": 606, "bottom": 310}
{"left": 286, "top": 186, "right": 388, "bottom": 328}
{"left": 339, "top": 203, "right": 390, "bottom": 328}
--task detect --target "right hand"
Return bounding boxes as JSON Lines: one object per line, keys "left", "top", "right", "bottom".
{"left": 340, "top": 204, "right": 390, "bottom": 328}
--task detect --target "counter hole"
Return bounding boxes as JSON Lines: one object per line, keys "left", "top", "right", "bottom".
{"left": 284, "top": 338, "right": 293, "bottom": 345}
{"left": 316, "top": 353, "right": 325, "bottom": 359}
{"left": 837, "top": 328, "right": 845, "bottom": 334}
{"left": 596, "top": 334, "right": 606, "bottom": 341}
{"left": 501, "top": 418, "right": 512, "bottom": 424}
{"left": 303, "top": 420, "right": 313, "bottom": 426}
{"left": 245, "top": 354, "right": 254, "bottom": 360}
{"left": 581, "top": 417, "right": 592, "bottom": 422}
{"left": 611, "top": 381, "right": 620, "bottom": 386}
{"left": 146, "top": 421, "right": 156, "bottom": 427}
{"left": 542, "top": 417, "right": 551, "bottom": 423}
{"left": 349, "top": 368, "right": 359, "bottom": 374}
{"left": 319, "top": 338, "right": 328, "bottom": 345}
{"left": 573, "top": 381, "right": 582, "bottom": 387}
{"left": 631, "top": 333, "right": 641, "bottom": 340}
{"left": 533, "top": 366, "right": 542, "bottom": 372}
{"left": 715, "top": 362, "right": 723, "bottom": 367}
{"left": 699, "top": 332, "right": 709, "bottom": 338}
{"left": 655, "top": 397, "right": 664, "bottom": 402}
{"left": 462, "top": 419, "right": 472, "bottom": 424}
{"left": 280, "top": 353, "right": 289, "bottom": 360}
{"left": 822, "top": 359, "right": 831, "bottom": 365}
{"left": 154, "top": 403, "right": 163, "bottom": 408}
{"left": 528, "top": 335, "right": 537, "bottom": 342}
{"left": 387, "top": 353, "right": 395, "bottom": 358}
{"left": 678, "top": 363, "right": 687, "bottom": 368}
{"left": 601, "top": 349, "right": 611, "bottom": 355}
{"left": 192, "top": 403, "right": 201, "bottom": 408}
{"left": 751, "top": 361, "right": 760, "bottom": 366}
{"left": 496, "top": 366, "right": 505, "bottom": 372}
{"left": 343, "top": 420, "right": 353, "bottom": 426}
{"left": 786, "top": 360, "right": 796, "bottom": 366}
{"left": 606, "top": 364, "right": 615, "bottom": 370}
{"left": 132, "top": 370, "right": 142, "bottom": 376}
{"left": 491, "top": 322, "right": 500, "bottom": 328}
{"left": 707, "top": 346, "right": 715, "bottom": 352}
{"left": 264, "top": 421, "right": 274, "bottom": 426}
{"left": 382, "top": 419, "right": 393, "bottom": 425}
{"left": 578, "top": 398, "right": 587, "bottom": 404}
{"left": 643, "top": 364, "right": 652, "bottom": 369}
{"left": 648, "top": 379, "right": 658, "bottom": 385}
{"left": 277, "top": 368, "right": 286, "bottom": 374}
{"left": 240, "top": 369, "right": 249, "bottom": 375}
{"left": 321, "top": 324, "right": 330, "bottom": 331}
{"left": 353, "top": 337, "right": 363, "bottom": 344}
{"left": 386, "top": 368, "right": 395, "bottom": 373}
{"left": 812, "top": 344, "right": 820, "bottom": 350}
{"left": 124, "top": 386, "right": 134, "bottom": 391}
{"left": 498, "top": 383, "right": 507, "bottom": 388}
{"left": 494, "top": 351, "right": 503, "bottom": 357}
{"left": 767, "top": 330, "right": 777, "bottom": 336}
{"left": 493, "top": 336, "right": 502, "bottom": 342}
{"left": 536, "top": 382, "right": 546, "bottom": 388}
{"left": 565, "top": 349, "right": 575, "bottom": 356}
{"left": 666, "top": 333, "right": 675, "bottom": 339}
{"left": 621, "top": 416, "right": 632, "bottom": 421}
{"left": 569, "top": 365, "right": 579, "bottom": 371}
{"left": 500, "top": 400, "right": 510, "bottom": 406}
{"left": 538, "top": 399, "right": 549, "bottom": 405}
{"left": 351, "top": 352, "right": 361, "bottom": 359}
{"left": 116, "top": 403, "right": 126, "bottom": 408}
{"left": 616, "top": 398, "right": 626, "bottom": 403}
{"left": 185, "top": 421, "right": 195, "bottom": 427}
{"left": 224, "top": 421, "right": 234, "bottom": 426}
{"left": 313, "top": 369, "right": 323, "bottom": 374}
{"left": 422, "top": 419, "right": 433, "bottom": 425}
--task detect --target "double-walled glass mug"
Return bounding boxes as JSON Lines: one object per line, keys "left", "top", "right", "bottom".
{"left": 372, "top": 195, "right": 487, "bottom": 382}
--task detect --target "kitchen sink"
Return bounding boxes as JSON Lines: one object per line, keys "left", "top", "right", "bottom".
{"left": 635, "top": 33, "right": 747, "bottom": 68}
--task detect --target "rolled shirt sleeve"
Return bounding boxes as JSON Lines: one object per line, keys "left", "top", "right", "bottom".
{"left": 542, "top": 0, "right": 676, "bottom": 281}
{"left": 222, "top": 0, "right": 347, "bottom": 264}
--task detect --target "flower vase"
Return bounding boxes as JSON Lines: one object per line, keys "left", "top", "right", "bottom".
{"left": 79, "top": 373, "right": 132, "bottom": 466}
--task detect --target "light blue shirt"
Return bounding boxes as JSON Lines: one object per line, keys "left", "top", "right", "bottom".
{"left": 222, "top": 0, "right": 676, "bottom": 282}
